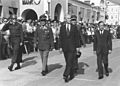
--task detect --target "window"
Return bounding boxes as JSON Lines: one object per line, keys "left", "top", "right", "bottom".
{"left": 111, "top": 16, "right": 113, "bottom": 19}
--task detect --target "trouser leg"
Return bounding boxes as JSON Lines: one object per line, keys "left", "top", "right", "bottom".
{"left": 63, "top": 51, "right": 75, "bottom": 77}
{"left": 103, "top": 53, "right": 109, "bottom": 73}
{"left": 11, "top": 42, "right": 20, "bottom": 63}
{"left": 97, "top": 54, "right": 103, "bottom": 76}
{"left": 73, "top": 56, "right": 79, "bottom": 70}
{"left": 42, "top": 50, "right": 49, "bottom": 71}
{"left": 40, "top": 50, "right": 49, "bottom": 71}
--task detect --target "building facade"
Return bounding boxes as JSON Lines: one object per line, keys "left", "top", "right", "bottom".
{"left": 0, "top": 0, "right": 106, "bottom": 23}
{"left": 106, "top": 0, "right": 120, "bottom": 25}
{"left": 0, "top": 0, "right": 19, "bottom": 18}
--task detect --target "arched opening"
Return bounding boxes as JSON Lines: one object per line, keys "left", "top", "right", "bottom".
{"left": 21, "top": 9, "right": 38, "bottom": 20}
{"left": 54, "top": 3, "right": 64, "bottom": 22}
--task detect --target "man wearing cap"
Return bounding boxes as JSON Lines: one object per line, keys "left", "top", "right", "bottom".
{"left": 34, "top": 15, "right": 54, "bottom": 76}
{"left": 2, "top": 14, "right": 23, "bottom": 71}
{"left": 71, "top": 15, "right": 86, "bottom": 73}
{"left": 59, "top": 14, "right": 80, "bottom": 82}
{"left": 93, "top": 21, "right": 112, "bottom": 79}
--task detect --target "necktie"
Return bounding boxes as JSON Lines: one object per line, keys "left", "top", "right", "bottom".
{"left": 66, "top": 24, "right": 69, "bottom": 35}
{"left": 100, "top": 30, "right": 102, "bottom": 34}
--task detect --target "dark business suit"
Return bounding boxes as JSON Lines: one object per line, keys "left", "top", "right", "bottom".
{"left": 93, "top": 29, "right": 112, "bottom": 77}
{"left": 59, "top": 23, "right": 80, "bottom": 78}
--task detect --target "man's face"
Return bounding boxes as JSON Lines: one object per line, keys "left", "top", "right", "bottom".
{"left": 40, "top": 21, "right": 46, "bottom": 26}
{"left": 12, "top": 18, "right": 17, "bottom": 23}
{"left": 99, "top": 22, "right": 104, "bottom": 30}
{"left": 71, "top": 20, "right": 76, "bottom": 25}
{"left": 66, "top": 15, "right": 71, "bottom": 24}
{"left": 53, "top": 21, "right": 57, "bottom": 27}
{"left": 3, "top": 19, "right": 7, "bottom": 23}
{"left": 27, "top": 19, "right": 32, "bottom": 24}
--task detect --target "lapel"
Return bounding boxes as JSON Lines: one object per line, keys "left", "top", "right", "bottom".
{"left": 98, "top": 30, "right": 106, "bottom": 38}
{"left": 65, "top": 23, "right": 71, "bottom": 36}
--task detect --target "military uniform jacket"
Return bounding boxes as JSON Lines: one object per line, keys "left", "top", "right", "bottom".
{"left": 2, "top": 22, "right": 23, "bottom": 43}
{"left": 93, "top": 29, "right": 112, "bottom": 54}
{"left": 34, "top": 25, "right": 54, "bottom": 50}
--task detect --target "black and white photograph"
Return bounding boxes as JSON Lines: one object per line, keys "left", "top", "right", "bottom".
{"left": 0, "top": 0, "right": 120, "bottom": 86}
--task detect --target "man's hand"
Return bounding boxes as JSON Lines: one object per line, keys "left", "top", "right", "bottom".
{"left": 93, "top": 51, "right": 96, "bottom": 54}
{"left": 59, "top": 48, "right": 62, "bottom": 54}
{"left": 83, "top": 44, "right": 86, "bottom": 48}
{"left": 50, "top": 47, "right": 54, "bottom": 51}
{"left": 34, "top": 43, "right": 37, "bottom": 48}
{"left": 20, "top": 42, "right": 23, "bottom": 46}
{"left": 76, "top": 48, "right": 80, "bottom": 52}
{"left": 109, "top": 50, "right": 112, "bottom": 54}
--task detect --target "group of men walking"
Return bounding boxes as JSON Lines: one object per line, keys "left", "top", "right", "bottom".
{"left": 0, "top": 14, "right": 112, "bottom": 83}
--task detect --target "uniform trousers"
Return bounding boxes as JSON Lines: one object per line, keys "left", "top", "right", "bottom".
{"left": 10, "top": 37, "right": 21, "bottom": 63}
{"left": 39, "top": 50, "right": 49, "bottom": 71}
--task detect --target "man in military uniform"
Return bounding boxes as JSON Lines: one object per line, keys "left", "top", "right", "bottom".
{"left": 2, "top": 14, "right": 23, "bottom": 71}
{"left": 70, "top": 15, "right": 86, "bottom": 73}
{"left": 34, "top": 15, "right": 54, "bottom": 76}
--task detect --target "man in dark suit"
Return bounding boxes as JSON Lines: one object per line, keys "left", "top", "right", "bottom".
{"left": 59, "top": 15, "right": 80, "bottom": 82}
{"left": 93, "top": 21, "right": 112, "bottom": 79}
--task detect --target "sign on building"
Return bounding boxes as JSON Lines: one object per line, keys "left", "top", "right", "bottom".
{"left": 22, "top": 0, "right": 41, "bottom": 5}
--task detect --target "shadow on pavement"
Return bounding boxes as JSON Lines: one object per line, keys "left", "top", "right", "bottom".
{"left": 22, "top": 60, "right": 37, "bottom": 68}
{"left": 48, "top": 63, "right": 63, "bottom": 73}
{"left": 77, "top": 62, "right": 89, "bottom": 74}
{"left": 22, "top": 56, "right": 37, "bottom": 68}
{"left": 23, "top": 56, "right": 37, "bottom": 62}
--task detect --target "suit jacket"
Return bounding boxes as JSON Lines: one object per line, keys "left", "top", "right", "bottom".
{"left": 34, "top": 25, "right": 54, "bottom": 50}
{"left": 93, "top": 30, "right": 112, "bottom": 54}
{"left": 59, "top": 23, "right": 80, "bottom": 52}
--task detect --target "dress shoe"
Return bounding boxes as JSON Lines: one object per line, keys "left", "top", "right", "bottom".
{"left": 98, "top": 76, "right": 104, "bottom": 79}
{"left": 69, "top": 75, "right": 74, "bottom": 81}
{"left": 105, "top": 72, "right": 109, "bottom": 77}
{"left": 63, "top": 76, "right": 69, "bottom": 83}
{"left": 41, "top": 71, "right": 46, "bottom": 76}
{"left": 45, "top": 68, "right": 48, "bottom": 73}
{"left": 8, "top": 66, "right": 13, "bottom": 71}
{"left": 15, "top": 66, "right": 21, "bottom": 70}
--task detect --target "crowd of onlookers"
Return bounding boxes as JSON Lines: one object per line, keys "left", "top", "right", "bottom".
{"left": 0, "top": 16, "right": 120, "bottom": 60}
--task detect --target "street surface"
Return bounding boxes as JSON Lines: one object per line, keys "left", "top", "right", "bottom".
{"left": 0, "top": 39, "right": 120, "bottom": 86}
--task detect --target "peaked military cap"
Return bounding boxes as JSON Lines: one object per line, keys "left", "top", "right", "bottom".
{"left": 71, "top": 15, "right": 77, "bottom": 21}
{"left": 39, "top": 14, "right": 47, "bottom": 21}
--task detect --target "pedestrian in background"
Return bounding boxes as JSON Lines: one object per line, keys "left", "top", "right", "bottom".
{"left": 93, "top": 21, "right": 112, "bottom": 79}
{"left": 34, "top": 15, "right": 54, "bottom": 76}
